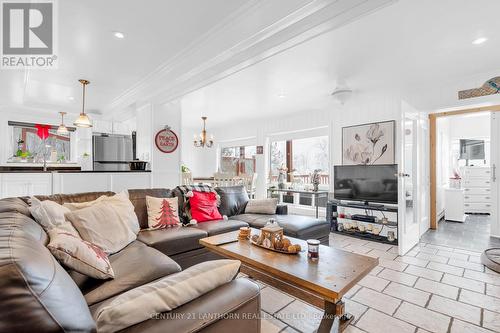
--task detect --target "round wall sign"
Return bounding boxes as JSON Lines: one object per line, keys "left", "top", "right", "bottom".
{"left": 155, "top": 128, "right": 179, "bottom": 153}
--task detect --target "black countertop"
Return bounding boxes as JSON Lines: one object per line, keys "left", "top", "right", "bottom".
{"left": 0, "top": 168, "right": 151, "bottom": 173}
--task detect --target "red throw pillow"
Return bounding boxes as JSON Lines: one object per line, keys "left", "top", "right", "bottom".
{"left": 189, "top": 191, "right": 222, "bottom": 222}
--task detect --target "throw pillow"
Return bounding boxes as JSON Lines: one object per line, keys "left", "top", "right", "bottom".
{"left": 47, "top": 229, "right": 114, "bottom": 279}
{"left": 64, "top": 191, "right": 140, "bottom": 235}
{"left": 29, "top": 197, "right": 79, "bottom": 236}
{"left": 189, "top": 191, "right": 222, "bottom": 222}
{"left": 65, "top": 201, "right": 137, "bottom": 254}
{"left": 94, "top": 259, "right": 240, "bottom": 333}
{"left": 145, "top": 196, "right": 180, "bottom": 229}
{"left": 245, "top": 198, "right": 278, "bottom": 215}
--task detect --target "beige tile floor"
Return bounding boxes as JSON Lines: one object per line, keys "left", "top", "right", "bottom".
{"left": 252, "top": 233, "right": 500, "bottom": 333}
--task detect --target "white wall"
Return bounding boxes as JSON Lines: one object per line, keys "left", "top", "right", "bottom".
{"left": 182, "top": 91, "right": 403, "bottom": 198}
{"left": 150, "top": 101, "right": 182, "bottom": 188}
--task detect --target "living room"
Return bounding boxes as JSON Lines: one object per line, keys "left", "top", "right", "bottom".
{"left": 1, "top": 1, "right": 500, "bottom": 333}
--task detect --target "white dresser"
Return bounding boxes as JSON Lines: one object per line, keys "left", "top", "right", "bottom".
{"left": 462, "top": 166, "right": 492, "bottom": 214}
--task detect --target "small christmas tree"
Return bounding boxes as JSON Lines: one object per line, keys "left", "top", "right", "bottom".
{"left": 152, "top": 199, "right": 178, "bottom": 229}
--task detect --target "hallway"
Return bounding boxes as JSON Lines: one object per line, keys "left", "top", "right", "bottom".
{"left": 421, "top": 215, "right": 500, "bottom": 252}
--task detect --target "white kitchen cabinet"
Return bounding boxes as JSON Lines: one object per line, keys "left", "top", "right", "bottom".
{"left": 52, "top": 172, "right": 151, "bottom": 194}
{"left": 112, "top": 122, "right": 131, "bottom": 135}
{"left": 0, "top": 173, "right": 52, "bottom": 198}
{"left": 444, "top": 188, "right": 465, "bottom": 222}
{"left": 92, "top": 120, "right": 113, "bottom": 134}
{"left": 111, "top": 173, "right": 151, "bottom": 192}
{"left": 52, "top": 173, "right": 110, "bottom": 194}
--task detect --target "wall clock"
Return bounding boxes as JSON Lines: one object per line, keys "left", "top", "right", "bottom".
{"left": 155, "top": 127, "right": 178, "bottom": 153}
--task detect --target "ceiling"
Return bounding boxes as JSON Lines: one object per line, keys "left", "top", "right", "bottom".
{"left": 181, "top": 0, "right": 500, "bottom": 126}
{"left": 0, "top": 0, "right": 252, "bottom": 115}
{"left": 0, "top": 0, "right": 398, "bottom": 119}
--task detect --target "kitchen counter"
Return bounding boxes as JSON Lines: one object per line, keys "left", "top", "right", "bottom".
{"left": 0, "top": 170, "right": 153, "bottom": 198}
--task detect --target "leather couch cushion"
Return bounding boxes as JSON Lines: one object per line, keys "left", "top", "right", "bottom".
{"left": 0, "top": 197, "right": 31, "bottom": 216}
{"left": 192, "top": 220, "right": 249, "bottom": 236}
{"left": 71, "top": 241, "right": 181, "bottom": 306}
{"left": 0, "top": 212, "right": 96, "bottom": 332}
{"left": 232, "top": 214, "right": 330, "bottom": 240}
{"left": 128, "top": 189, "right": 174, "bottom": 229}
{"left": 215, "top": 186, "right": 249, "bottom": 217}
{"left": 90, "top": 277, "right": 260, "bottom": 333}
{"left": 137, "top": 226, "right": 208, "bottom": 256}
{"left": 34, "top": 191, "right": 115, "bottom": 205}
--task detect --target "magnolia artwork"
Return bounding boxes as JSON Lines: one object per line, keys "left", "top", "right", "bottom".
{"left": 342, "top": 120, "right": 395, "bottom": 165}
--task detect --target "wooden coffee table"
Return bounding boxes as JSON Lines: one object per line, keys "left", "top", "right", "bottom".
{"left": 200, "top": 228, "right": 378, "bottom": 333}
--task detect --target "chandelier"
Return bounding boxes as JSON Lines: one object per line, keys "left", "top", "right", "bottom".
{"left": 193, "top": 116, "right": 214, "bottom": 148}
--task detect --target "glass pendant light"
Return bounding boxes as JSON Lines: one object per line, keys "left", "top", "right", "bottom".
{"left": 74, "top": 79, "right": 92, "bottom": 128}
{"left": 56, "top": 111, "right": 69, "bottom": 135}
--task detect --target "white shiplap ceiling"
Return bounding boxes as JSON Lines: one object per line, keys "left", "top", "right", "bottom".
{"left": 181, "top": 0, "right": 500, "bottom": 126}
{"left": 0, "top": 0, "right": 397, "bottom": 119}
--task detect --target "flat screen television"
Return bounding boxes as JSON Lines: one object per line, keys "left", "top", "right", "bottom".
{"left": 460, "top": 139, "right": 485, "bottom": 160}
{"left": 334, "top": 164, "right": 398, "bottom": 204}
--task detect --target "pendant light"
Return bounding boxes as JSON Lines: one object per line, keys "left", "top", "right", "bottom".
{"left": 56, "top": 112, "right": 69, "bottom": 135}
{"left": 193, "top": 116, "right": 214, "bottom": 148}
{"left": 74, "top": 79, "right": 92, "bottom": 128}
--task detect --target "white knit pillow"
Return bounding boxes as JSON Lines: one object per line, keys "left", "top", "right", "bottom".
{"left": 94, "top": 260, "right": 241, "bottom": 333}
{"left": 29, "top": 197, "right": 79, "bottom": 236}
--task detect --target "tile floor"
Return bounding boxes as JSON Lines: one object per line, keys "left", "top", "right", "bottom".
{"left": 421, "top": 215, "right": 500, "bottom": 252}
{"left": 253, "top": 232, "right": 500, "bottom": 333}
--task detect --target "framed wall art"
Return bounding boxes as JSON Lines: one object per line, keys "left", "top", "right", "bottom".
{"left": 342, "top": 120, "right": 395, "bottom": 165}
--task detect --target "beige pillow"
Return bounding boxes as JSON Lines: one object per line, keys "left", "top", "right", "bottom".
{"left": 29, "top": 197, "right": 79, "bottom": 236}
{"left": 94, "top": 259, "right": 240, "bottom": 333}
{"left": 48, "top": 229, "right": 114, "bottom": 279}
{"left": 65, "top": 201, "right": 137, "bottom": 254}
{"left": 64, "top": 191, "right": 140, "bottom": 235}
{"left": 245, "top": 198, "right": 278, "bottom": 215}
{"left": 63, "top": 195, "right": 107, "bottom": 211}
{"left": 146, "top": 196, "right": 180, "bottom": 229}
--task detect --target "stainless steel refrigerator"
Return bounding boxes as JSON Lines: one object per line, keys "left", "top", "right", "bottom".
{"left": 93, "top": 134, "right": 133, "bottom": 171}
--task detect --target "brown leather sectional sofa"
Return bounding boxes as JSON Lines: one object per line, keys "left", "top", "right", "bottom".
{"left": 0, "top": 185, "right": 330, "bottom": 332}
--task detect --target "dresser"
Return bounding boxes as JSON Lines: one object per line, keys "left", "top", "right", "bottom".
{"left": 462, "top": 166, "right": 492, "bottom": 214}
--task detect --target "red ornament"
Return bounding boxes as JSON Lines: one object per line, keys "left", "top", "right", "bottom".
{"left": 155, "top": 128, "right": 178, "bottom": 153}
{"left": 35, "top": 124, "right": 51, "bottom": 140}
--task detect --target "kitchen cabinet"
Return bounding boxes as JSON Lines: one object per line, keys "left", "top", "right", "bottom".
{"left": 0, "top": 172, "right": 152, "bottom": 199}
{"left": 92, "top": 120, "right": 131, "bottom": 135}
{"left": 0, "top": 173, "right": 52, "bottom": 198}
{"left": 52, "top": 172, "right": 152, "bottom": 194}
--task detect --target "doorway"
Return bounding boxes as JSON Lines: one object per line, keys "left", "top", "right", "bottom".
{"left": 428, "top": 106, "right": 500, "bottom": 251}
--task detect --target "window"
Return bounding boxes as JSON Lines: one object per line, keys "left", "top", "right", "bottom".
{"left": 269, "top": 136, "right": 329, "bottom": 185}
{"left": 10, "top": 123, "right": 71, "bottom": 162}
{"left": 220, "top": 145, "right": 256, "bottom": 176}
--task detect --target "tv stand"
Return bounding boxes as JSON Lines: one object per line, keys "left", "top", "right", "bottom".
{"left": 363, "top": 201, "right": 384, "bottom": 208}
{"left": 326, "top": 200, "right": 398, "bottom": 245}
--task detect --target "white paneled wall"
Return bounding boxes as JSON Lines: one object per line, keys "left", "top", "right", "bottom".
{"left": 183, "top": 91, "right": 402, "bottom": 195}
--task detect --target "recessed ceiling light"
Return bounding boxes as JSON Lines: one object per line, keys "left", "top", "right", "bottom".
{"left": 67, "top": 96, "right": 74, "bottom": 101}
{"left": 113, "top": 31, "right": 125, "bottom": 39}
{"left": 472, "top": 37, "right": 488, "bottom": 45}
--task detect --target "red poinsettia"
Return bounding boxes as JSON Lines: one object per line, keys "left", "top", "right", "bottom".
{"left": 35, "top": 124, "right": 51, "bottom": 140}
{"left": 152, "top": 199, "right": 178, "bottom": 229}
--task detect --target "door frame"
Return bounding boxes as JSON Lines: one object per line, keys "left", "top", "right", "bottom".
{"left": 429, "top": 104, "right": 500, "bottom": 229}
